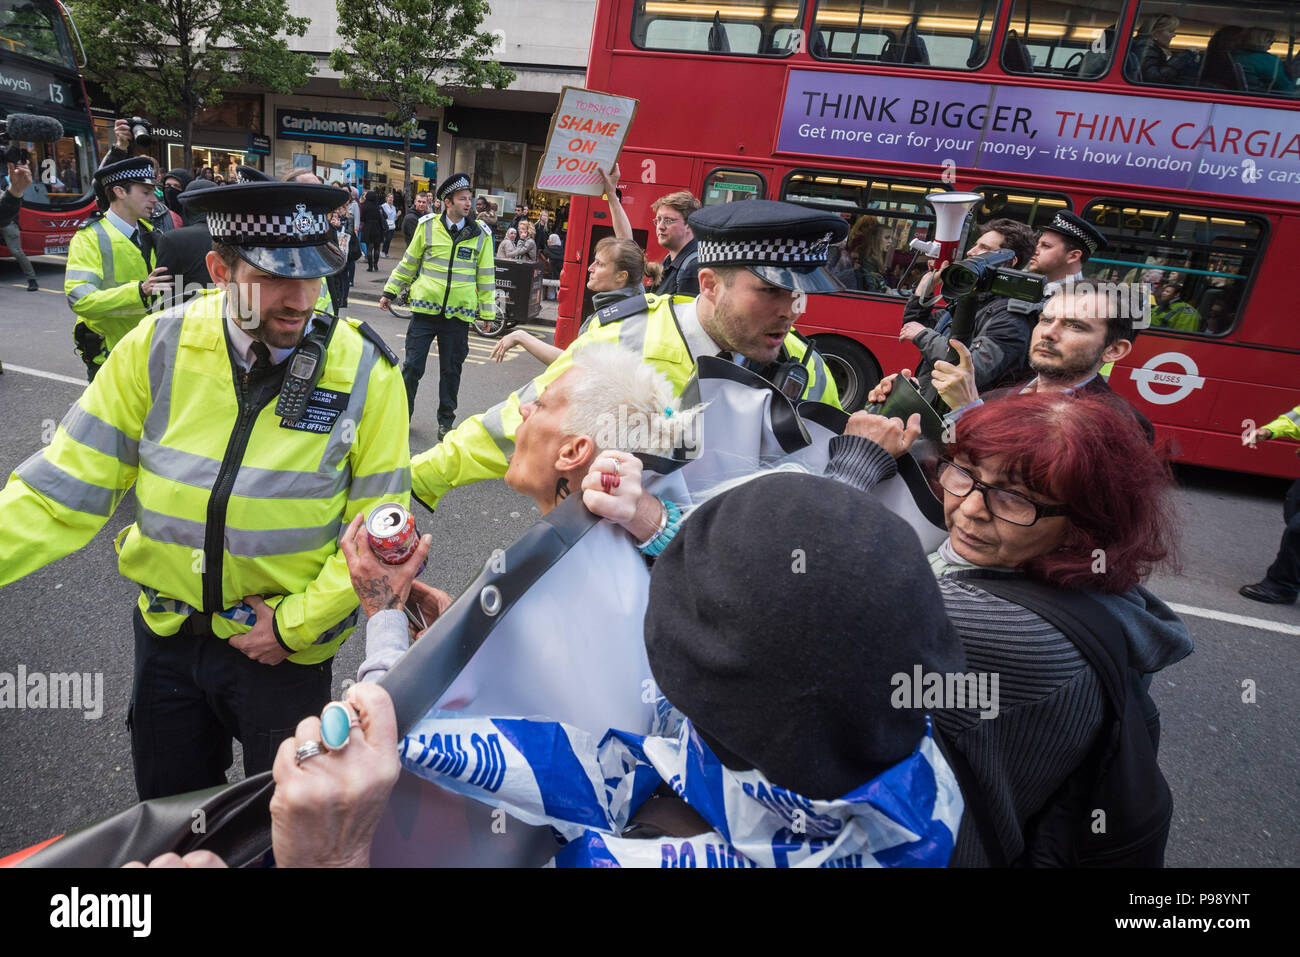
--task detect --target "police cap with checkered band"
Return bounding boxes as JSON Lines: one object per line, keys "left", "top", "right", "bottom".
{"left": 1041, "top": 210, "right": 1107, "bottom": 259}
{"left": 688, "top": 199, "right": 849, "bottom": 294}
{"left": 179, "top": 181, "right": 350, "bottom": 279}
{"left": 93, "top": 156, "right": 157, "bottom": 206}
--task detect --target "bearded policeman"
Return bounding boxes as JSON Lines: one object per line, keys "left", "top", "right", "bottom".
{"left": 0, "top": 180, "right": 410, "bottom": 800}
{"left": 407, "top": 199, "right": 847, "bottom": 510}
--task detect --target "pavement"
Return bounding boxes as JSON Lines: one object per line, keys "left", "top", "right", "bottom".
{"left": 0, "top": 256, "right": 1296, "bottom": 866}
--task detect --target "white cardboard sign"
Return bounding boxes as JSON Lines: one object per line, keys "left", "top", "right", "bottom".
{"left": 535, "top": 87, "right": 639, "bottom": 197}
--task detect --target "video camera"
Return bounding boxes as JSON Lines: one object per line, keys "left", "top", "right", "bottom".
{"left": 0, "top": 112, "right": 65, "bottom": 165}
{"left": 940, "top": 248, "right": 1044, "bottom": 303}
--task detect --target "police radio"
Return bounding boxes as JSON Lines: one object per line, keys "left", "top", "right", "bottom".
{"left": 276, "top": 312, "right": 336, "bottom": 423}
{"left": 744, "top": 345, "right": 812, "bottom": 401}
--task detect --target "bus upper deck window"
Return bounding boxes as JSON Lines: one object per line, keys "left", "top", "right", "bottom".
{"left": 1001, "top": 0, "right": 1126, "bottom": 79}
{"left": 1126, "top": 1, "right": 1300, "bottom": 99}
{"left": 810, "top": 0, "right": 998, "bottom": 70}
{"left": 633, "top": 0, "right": 803, "bottom": 56}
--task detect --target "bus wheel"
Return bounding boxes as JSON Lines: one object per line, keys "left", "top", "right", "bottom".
{"left": 814, "top": 337, "right": 880, "bottom": 412}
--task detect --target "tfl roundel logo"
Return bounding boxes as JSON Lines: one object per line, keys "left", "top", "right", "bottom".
{"left": 1129, "top": 352, "right": 1206, "bottom": 406}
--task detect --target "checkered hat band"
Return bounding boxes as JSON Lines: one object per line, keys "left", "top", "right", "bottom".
{"left": 1049, "top": 217, "right": 1098, "bottom": 253}
{"left": 697, "top": 236, "right": 830, "bottom": 266}
{"left": 438, "top": 176, "right": 470, "bottom": 199}
{"left": 100, "top": 168, "right": 152, "bottom": 186}
{"left": 206, "top": 211, "right": 332, "bottom": 243}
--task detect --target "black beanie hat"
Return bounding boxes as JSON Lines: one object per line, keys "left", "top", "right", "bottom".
{"left": 644, "top": 472, "right": 965, "bottom": 799}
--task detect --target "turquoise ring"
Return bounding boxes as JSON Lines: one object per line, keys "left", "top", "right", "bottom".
{"left": 320, "top": 700, "right": 358, "bottom": 751}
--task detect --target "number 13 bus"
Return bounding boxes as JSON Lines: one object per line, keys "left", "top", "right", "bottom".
{"left": 555, "top": 0, "right": 1300, "bottom": 478}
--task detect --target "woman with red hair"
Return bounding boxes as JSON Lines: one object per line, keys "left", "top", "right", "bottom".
{"left": 828, "top": 391, "right": 1193, "bottom": 866}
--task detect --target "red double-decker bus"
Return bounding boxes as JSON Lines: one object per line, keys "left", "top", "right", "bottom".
{"left": 555, "top": 0, "right": 1300, "bottom": 478}
{"left": 0, "top": 0, "right": 98, "bottom": 259}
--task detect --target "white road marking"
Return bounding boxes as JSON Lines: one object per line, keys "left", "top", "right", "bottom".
{"left": 1168, "top": 602, "right": 1300, "bottom": 636}
{"left": 1, "top": 363, "right": 86, "bottom": 386}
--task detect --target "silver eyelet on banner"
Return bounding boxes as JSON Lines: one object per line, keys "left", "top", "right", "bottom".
{"left": 480, "top": 585, "right": 502, "bottom": 617}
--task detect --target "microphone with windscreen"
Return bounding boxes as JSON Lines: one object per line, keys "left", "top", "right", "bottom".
{"left": 1, "top": 113, "right": 65, "bottom": 164}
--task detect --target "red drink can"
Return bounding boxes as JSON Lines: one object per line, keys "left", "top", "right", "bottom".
{"left": 366, "top": 502, "right": 419, "bottom": 565}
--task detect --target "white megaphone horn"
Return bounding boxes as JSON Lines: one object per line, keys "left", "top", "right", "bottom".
{"left": 908, "top": 191, "right": 982, "bottom": 265}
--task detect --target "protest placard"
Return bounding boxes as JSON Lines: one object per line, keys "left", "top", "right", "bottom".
{"left": 535, "top": 87, "right": 639, "bottom": 197}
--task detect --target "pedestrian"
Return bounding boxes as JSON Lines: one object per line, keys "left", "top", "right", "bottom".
{"left": 1240, "top": 409, "right": 1300, "bottom": 604}
{"left": 402, "top": 190, "right": 430, "bottom": 244}
{"left": 326, "top": 205, "right": 361, "bottom": 309}
{"left": 0, "top": 158, "right": 39, "bottom": 290}
{"left": 360, "top": 189, "right": 384, "bottom": 272}
{"left": 66, "top": 157, "right": 171, "bottom": 380}
{"left": 514, "top": 220, "right": 538, "bottom": 263}
{"left": 381, "top": 191, "right": 398, "bottom": 256}
{"left": 542, "top": 232, "right": 563, "bottom": 300}
{"left": 0, "top": 177, "right": 411, "bottom": 801}
{"left": 380, "top": 172, "right": 496, "bottom": 439}
{"left": 496, "top": 225, "right": 520, "bottom": 260}
{"left": 408, "top": 198, "right": 845, "bottom": 510}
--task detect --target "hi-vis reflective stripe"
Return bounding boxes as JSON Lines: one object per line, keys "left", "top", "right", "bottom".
{"left": 15, "top": 453, "right": 118, "bottom": 515}
{"left": 138, "top": 439, "right": 352, "bottom": 499}
{"left": 804, "top": 350, "right": 830, "bottom": 402}
{"left": 480, "top": 379, "right": 539, "bottom": 457}
{"left": 137, "top": 505, "right": 342, "bottom": 556}
{"left": 65, "top": 269, "right": 103, "bottom": 305}
{"left": 62, "top": 402, "right": 140, "bottom": 465}
{"left": 617, "top": 310, "right": 650, "bottom": 354}
{"left": 1286, "top": 408, "right": 1300, "bottom": 428}
{"left": 91, "top": 221, "right": 116, "bottom": 282}
{"left": 349, "top": 467, "right": 411, "bottom": 500}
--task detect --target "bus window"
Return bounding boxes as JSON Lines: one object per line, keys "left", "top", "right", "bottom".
{"left": 1001, "top": 0, "right": 1126, "bottom": 79}
{"left": 1082, "top": 200, "right": 1265, "bottom": 336}
{"left": 1126, "top": 1, "right": 1299, "bottom": 99}
{"left": 810, "top": 0, "right": 999, "bottom": 70}
{"left": 782, "top": 170, "right": 940, "bottom": 296}
{"left": 974, "top": 188, "right": 1070, "bottom": 229}
{"left": 632, "top": 0, "right": 803, "bottom": 57}
{"left": 0, "top": 0, "right": 78, "bottom": 68}
{"left": 703, "top": 169, "right": 766, "bottom": 204}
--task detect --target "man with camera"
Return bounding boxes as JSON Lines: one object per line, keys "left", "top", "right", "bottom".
{"left": 65, "top": 155, "right": 172, "bottom": 381}
{"left": 1, "top": 158, "right": 38, "bottom": 291}
{"left": 898, "top": 217, "right": 1038, "bottom": 398}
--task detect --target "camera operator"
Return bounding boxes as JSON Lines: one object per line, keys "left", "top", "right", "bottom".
{"left": 898, "top": 217, "right": 1037, "bottom": 397}
{"left": 99, "top": 118, "right": 179, "bottom": 236}
{"left": 1, "top": 159, "right": 39, "bottom": 291}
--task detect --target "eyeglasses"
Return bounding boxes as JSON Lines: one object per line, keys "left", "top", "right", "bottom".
{"left": 937, "top": 461, "right": 1069, "bottom": 527}
{"left": 654, "top": 216, "right": 683, "bottom": 227}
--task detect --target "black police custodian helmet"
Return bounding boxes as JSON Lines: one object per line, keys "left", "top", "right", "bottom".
{"left": 179, "top": 181, "right": 350, "bottom": 279}
{"left": 688, "top": 199, "right": 849, "bottom": 294}
{"left": 436, "top": 172, "right": 472, "bottom": 201}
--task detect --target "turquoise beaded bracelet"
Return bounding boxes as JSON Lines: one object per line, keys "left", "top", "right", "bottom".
{"left": 639, "top": 498, "right": 682, "bottom": 557}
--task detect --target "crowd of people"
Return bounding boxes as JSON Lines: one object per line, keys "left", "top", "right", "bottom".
{"left": 7, "top": 111, "right": 1299, "bottom": 869}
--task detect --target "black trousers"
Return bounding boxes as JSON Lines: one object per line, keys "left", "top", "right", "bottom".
{"left": 402, "top": 311, "right": 470, "bottom": 427}
{"left": 128, "top": 607, "right": 332, "bottom": 801}
{"left": 1265, "top": 477, "right": 1300, "bottom": 595}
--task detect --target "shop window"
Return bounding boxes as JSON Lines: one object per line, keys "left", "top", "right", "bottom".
{"left": 703, "top": 169, "right": 766, "bottom": 204}
{"left": 1125, "top": 1, "right": 1299, "bottom": 99}
{"left": 974, "top": 187, "right": 1070, "bottom": 229}
{"left": 811, "top": 0, "right": 1000, "bottom": 70}
{"left": 632, "top": 0, "right": 803, "bottom": 56}
{"left": 1082, "top": 199, "right": 1265, "bottom": 335}
{"left": 782, "top": 170, "right": 942, "bottom": 295}
{"left": 1001, "top": 0, "right": 1127, "bottom": 79}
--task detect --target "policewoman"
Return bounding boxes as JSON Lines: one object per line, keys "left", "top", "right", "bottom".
{"left": 409, "top": 199, "right": 846, "bottom": 510}
{"left": 65, "top": 157, "right": 170, "bottom": 381}
{"left": 380, "top": 172, "right": 496, "bottom": 439}
{"left": 0, "top": 180, "right": 411, "bottom": 800}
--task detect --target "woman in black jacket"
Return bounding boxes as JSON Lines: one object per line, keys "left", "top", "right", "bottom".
{"left": 359, "top": 190, "right": 385, "bottom": 272}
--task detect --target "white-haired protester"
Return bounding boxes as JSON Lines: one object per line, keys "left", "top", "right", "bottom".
{"left": 340, "top": 342, "right": 702, "bottom": 691}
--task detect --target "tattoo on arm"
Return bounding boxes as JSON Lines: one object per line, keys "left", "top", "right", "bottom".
{"left": 355, "top": 577, "right": 402, "bottom": 612}
{"left": 554, "top": 477, "right": 570, "bottom": 505}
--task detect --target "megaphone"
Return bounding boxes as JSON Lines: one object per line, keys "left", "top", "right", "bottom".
{"left": 909, "top": 191, "right": 982, "bottom": 265}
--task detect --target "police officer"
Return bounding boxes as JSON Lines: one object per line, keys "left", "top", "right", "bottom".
{"left": 1241, "top": 407, "right": 1300, "bottom": 604}
{"left": 0, "top": 180, "right": 411, "bottom": 800}
{"left": 380, "top": 172, "right": 495, "bottom": 439}
{"left": 408, "top": 199, "right": 846, "bottom": 510}
{"left": 66, "top": 157, "right": 171, "bottom": 381}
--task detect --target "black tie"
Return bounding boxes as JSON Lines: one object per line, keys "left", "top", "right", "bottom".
{"left": 129, "top": 229, "right": 142, "bottom": 250}
{"left": 716, "top": 349, "right": 733, "bottom": 362}
{"left": 250, "top": 341, "right": 273, "bottom": 377}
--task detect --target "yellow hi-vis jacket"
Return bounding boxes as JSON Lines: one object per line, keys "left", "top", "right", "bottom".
{"left": 65, "top": 214, "right": 156, "bottom": 367}
{"left": 0, "top": 290, "right": 411, "bottom": 664}
{"left": 410, "top": 292, "right": 841, "bottom": 508}
{"left": 383, "top": 212, "right": 494, "bottom": 322}
{"left": 1264, "top": 405, "right": 1300, "bottom": 441}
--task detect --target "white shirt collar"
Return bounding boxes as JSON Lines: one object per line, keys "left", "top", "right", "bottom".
{"left": 105, "top": 209, "right": 140, "bottom": 240}
{"left": 673, "top": 298, "right": 731, "bottom": 361}
{"left": 225, "top": 303, "right": 298, "bottom": 371}
{"left": 445, "top": 213, "right": 464, "bottom": 231}
{"left": 1020, "top": 370, "right": 1099, "bottom": 395}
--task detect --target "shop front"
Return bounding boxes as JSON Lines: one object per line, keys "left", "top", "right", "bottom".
{"left": 273, "top": 106, "right": 438, "bottom": 194}
{"left": 443, "top": 107, "right": 551, "bottom": 218}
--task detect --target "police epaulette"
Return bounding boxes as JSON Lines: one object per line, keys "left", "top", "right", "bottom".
{"left": 417, "top": 211, "right": 437, "bottom": 223}
{"left": 348, "top": 319, "right": 400, "bottom": 365}
{"left": 592, "top": 293, "right": 649, "bottom": 326}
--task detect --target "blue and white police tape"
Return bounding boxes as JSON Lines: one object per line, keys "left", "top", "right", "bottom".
{"left": 398, "top": 702, "right": 962, "bottom": 868}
